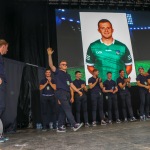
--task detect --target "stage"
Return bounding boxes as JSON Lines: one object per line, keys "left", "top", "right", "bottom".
{"left": 1, "top": 121, "right": 150, "bottom": 150}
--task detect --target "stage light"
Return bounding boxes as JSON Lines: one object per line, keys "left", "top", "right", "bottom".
{"left": 61, "top": 9, "right": 65, "bottom": 12}
{"left": 126, "top": 13, "right": 133, "bottom": 25}
{"left": 77, "top": 20, "right": 80, "bottom": 23}
{"left": 61, "top": 17, "right": 66, "bottom": 20}
{"left": 141, "top": 27, "right": 143, "bottom": 29}
{"left": 69, "top": 19, "right": 74, "bottom": 22}
{"left": 130, "top": 28, "right": 133, "bottom": 30}
{"left": 134, "top": 28, "right": 136, "bottom": 30}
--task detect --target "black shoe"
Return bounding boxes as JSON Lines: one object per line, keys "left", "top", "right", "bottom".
{"left": 101, "top": 120, "right": 107, "bottom": 125}
{"left": 85, "top": 123, "right": 90, "bottom": 127}
{"left": 92, "top": 121, "right": 97, "bottom": 127}
{"left": 108, "top": 120, "right": 112, "bottom": 124}
{"left": 140, "top": 116, "right": 145, "bottom": 121}
{"left": 124, "top": 118, "right": 128, "bottom": 122}
{"left": 146, "top": 116, "right": 150, "bottom": 120}
{"left": 116, "top": 119, "right": 121, "bottom": 123}
{"left": 1, "top": 136, "right": 9, "bottom": 141}
{"left": 42, "top": 127, "right": 47, "bottom": 131}
{"left": 73, "top": 123, "right": 83, "bottom": 132}
{"left": 130, "top": 117, "right": 137, "bottom": 122}
{"left": 57, "top": 126, "right": 66, "bottom": 133}
{"left": 0, "top": 137, "right": 5, "bottom": 143}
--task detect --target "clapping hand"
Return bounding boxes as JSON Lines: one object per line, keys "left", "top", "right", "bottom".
{"left": 81, "top": 84, "right": 85, "bottom": 89}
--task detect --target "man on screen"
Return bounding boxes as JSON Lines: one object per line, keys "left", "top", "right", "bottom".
{"left": 86, "top": 19, "right": 132, "bottom": 81}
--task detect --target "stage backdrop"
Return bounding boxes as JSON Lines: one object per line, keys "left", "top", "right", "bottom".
{"left": 55, "top": 9, "right": 150, "bottom": 84}
{"left": 80, "top": 12, "right": 136, "bottom": 83}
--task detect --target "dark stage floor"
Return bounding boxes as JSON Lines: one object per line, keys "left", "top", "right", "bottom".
{"left": 1, "top": 121, "right": 150, "bottom": 150}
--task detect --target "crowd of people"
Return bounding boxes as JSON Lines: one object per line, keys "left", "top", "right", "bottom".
{"left": 0, "top": 38, "right": 150, "bottom": 143}
{"left": 38, "top": 47, "right": 150, "bottom": 133}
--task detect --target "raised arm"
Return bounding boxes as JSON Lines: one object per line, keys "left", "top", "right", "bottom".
{"left": 47, "top": 47, "right": 56, "bottom": 72}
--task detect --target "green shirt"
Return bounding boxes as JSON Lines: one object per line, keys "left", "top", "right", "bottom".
{"left": 86, "top": 39, "right": 132, "bottom": 81}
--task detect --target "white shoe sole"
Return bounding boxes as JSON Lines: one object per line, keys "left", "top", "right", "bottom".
{"left": 73, "top": 123, "right": 83, "bottom": 132}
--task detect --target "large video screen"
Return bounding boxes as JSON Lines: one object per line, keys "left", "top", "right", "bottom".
{"left": 55, "top": 9, "right": 150, "bottom": 84}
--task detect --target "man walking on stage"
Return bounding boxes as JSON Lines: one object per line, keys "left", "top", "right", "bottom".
{"left": 47, "top": 48, "right": 83, "bottom": 132}
{"left": 0, "top": 39, "right": 9, "bottom": 143}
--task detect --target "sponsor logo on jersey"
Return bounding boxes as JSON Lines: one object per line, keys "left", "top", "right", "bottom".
{"left": 96, "top": 51, "right": 102, "bottom": 54}
{"left": 105, "top": 49, "right": 112, "bottom": 52}
{"left": 86, "top": 55, "right": 90, "bottom": 61}
{"left": 128, "top": 55, "right": 132, "bottom": 60}
{"left": 116, "top": 50, "right": 120, "bottom": 55}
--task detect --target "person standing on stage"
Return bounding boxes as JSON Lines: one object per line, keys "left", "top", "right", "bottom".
{"left": 39, "top": 68, "right": 57, "bottom": 131}
{"left": 147, "top": 69, "right": 150, "bottom": 93}
{"left": 47, "top": 48, "right": 83, "bottom": 132}
{"left": 88, "top": 69, "right": 106, "bottom": 126}
{"left": 136, "top": 67, "right": 150, "bottom": 120}
{"left": 117, "top": 70, "right": 136, "bottom": 122}
{"left": 103, "top": 72, "right": 121, "bottom": 124}
{"left": 73, "top": 71, "right": 90, "bottom": 127}
{"left": 0, "top": 39, "right": 9, "bottom": 143}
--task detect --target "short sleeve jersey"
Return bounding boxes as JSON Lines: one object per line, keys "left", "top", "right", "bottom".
{"left": 86, "top": 39, "right": 132, "bottom": 81}
{"left": 103, "top": 80, "right": 116, "bottom": 91}
{"left": 116, "top": 77, "right": 129, "bottom": 93}
{"left": 54, "top": 69, "right": 72, "bottom": 92}
{"left": 88, "top": 77, "right": 102, "bottom": 94}
{"left": 136, "top": 74, "right": 148, "bottom": 91}
{"left": 40, "top": 78, "right": 55, "bottom": 95}
{"left": 0, "top": 54, "right": 6, "bottom": 82}
{"left": 73, "top": 79, "right": 85, "bottom": 92}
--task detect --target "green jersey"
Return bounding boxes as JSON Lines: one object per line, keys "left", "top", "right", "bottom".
{"left": 86, "top": 39, "right": 132, "bottom": 81}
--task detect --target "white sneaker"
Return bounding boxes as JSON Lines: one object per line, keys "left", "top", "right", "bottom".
{"left": 72, "top": 123, "right": 83, "bottom": 132}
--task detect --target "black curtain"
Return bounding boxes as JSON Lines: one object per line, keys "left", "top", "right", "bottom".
{"left": 2, "top": 58, "right": 24, "bottom": 132}
{"left": 17, "top": 64, "right": 44, "bottom": 128}
{"left": 0, "top": 1, "right": 58, "bottom": 67}
{"left": 0, "top": 1, "right": 59, "bottom": 130}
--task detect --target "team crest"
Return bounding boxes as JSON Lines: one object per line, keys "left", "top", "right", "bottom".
{"left": 116, "top": 50, "right": 120, "bottom": 55}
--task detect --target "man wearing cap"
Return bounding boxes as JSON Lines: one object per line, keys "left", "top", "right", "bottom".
{"left": 136, "top": 67, "right": 150, "bottom": 120}
{"left": 117, "top": 70, "right": 136, "bottom": 122}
